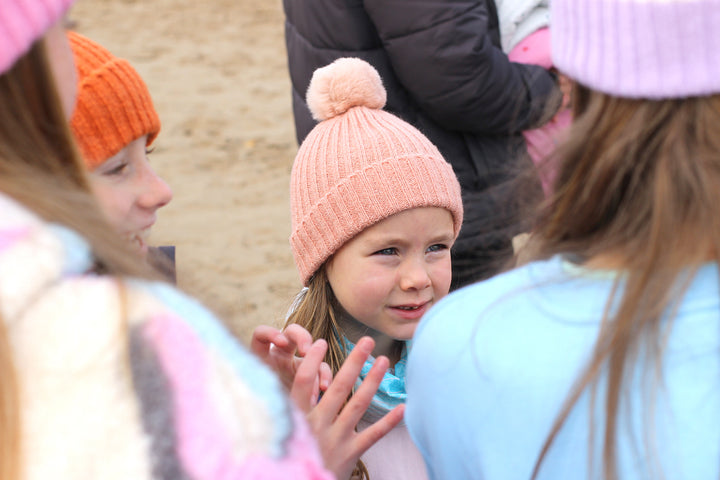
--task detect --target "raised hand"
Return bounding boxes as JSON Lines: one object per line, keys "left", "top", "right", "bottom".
{"left": 250, "top": 323, "right": 332, "bottom": 391}
{"left": 291, "top": 336, "right": 405, "bottom": 480}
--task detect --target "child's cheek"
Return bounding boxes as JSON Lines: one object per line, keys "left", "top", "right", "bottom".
{"left": 433, "top": 256, "right": 453, "bottom": 298}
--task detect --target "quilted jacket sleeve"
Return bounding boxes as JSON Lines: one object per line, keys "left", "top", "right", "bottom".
{"left": 364, "top": 0, "right": 559, "bottom": 134}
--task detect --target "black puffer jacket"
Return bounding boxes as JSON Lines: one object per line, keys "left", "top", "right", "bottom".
{"left": 284, "top": 0, "right": 559, "bottom": 288}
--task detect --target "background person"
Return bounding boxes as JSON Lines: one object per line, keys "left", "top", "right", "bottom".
{"left": 257, "top": 57, "right": 463, "bottom": 480}
{"left": 67, "top": 30, "right": 175, "bottom": 277}
{"left": 283, "top": 0, "right": 562, "bottom": 289}
{"left": 496, "top": 0, "right": 572, "bottom": 195}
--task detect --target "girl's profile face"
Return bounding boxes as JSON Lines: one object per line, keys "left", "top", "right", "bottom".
{"left": 87, "top": 136, "right": 172, "bottom": 255}
{"left": 326, "top": 207, "right": 454, "bottom": 344}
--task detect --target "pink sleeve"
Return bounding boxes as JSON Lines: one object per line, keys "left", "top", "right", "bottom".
{"left": 508, "top": 27, "right": 552, "bottom": 69}
{"left": 523, "top": 108, "right": 573, "bottom": 196}
{"left": 139, "top": 312, "right": 334, "bottom": 480}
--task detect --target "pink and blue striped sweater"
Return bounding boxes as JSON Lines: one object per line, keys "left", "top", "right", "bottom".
{"left": 0, "top": 193, "right": 332, "bottom": 480}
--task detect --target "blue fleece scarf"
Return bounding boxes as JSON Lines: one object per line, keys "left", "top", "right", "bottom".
{"left": 342, "top": 337, "right": 408, "bottom": 419}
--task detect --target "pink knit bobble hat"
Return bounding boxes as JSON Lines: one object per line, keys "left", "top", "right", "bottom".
{"left": 551, "top": 0, "right": 720, "bottom": 99}
{"left": 290, "top": 57, "right": 463, "bottom": 286}
{"left": 0, "top": 0, "right": 75, "bottom": 74}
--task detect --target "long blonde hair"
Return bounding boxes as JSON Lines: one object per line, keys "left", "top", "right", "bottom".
{"left": 0, "top": 37, "right": 156, "bottom": 480}
{"left": 285, "top": 267, "right": 372, "bottom": 479}
{"left": 527, "top": 85, "right": 720, "bottom": 479}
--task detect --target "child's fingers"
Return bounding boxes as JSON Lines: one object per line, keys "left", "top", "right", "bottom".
{"left": 315, "top": 337, "right": 374, "bottom": 422}
{"left": 319, "top": 361, "right": 332, "bottom": 391}
{"left": 283, "top": 324, "right": 314, "bottom": 356}
{"left": 250, "top": 325, "right": 285, "bottom": 358}
{"left": 334, "top": 355, "right": 389, "bottom": 432}
{"left": 351, "top": 404, "right": 405, "bottom": 456}
{"left": 290, "top": 339, "right": 328, "bottom": 413}
{"left": 295, "top": 357, "right": 333, "bottom": 391}
{"left": 318, "top": 398, "right": 403, "bottom": 480}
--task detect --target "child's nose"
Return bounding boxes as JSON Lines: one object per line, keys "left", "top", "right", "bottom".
{"left": 399, "top": 259, "right": 432, "bottom": 291}
{"left": 138, "top": 166, "right": 173, "bottom": 211}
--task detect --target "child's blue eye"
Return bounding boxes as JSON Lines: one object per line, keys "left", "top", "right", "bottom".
{"left": 427, "top": 244, "right": 448, "bottom": 253}
{"left": 374, "top": 247, "right": 397, "bottom": 256}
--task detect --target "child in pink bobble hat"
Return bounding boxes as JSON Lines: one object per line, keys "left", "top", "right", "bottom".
{"left": 253, "top": 57, "right": 463, "bottom": 480}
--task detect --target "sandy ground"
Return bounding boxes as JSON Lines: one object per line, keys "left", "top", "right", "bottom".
{"left": 70, "top": 0, "right": 301, "bottom": 341}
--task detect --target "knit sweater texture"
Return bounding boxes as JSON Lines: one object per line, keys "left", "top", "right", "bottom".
{"left": 0, "top": 193, "right": 332, "bottom": 480}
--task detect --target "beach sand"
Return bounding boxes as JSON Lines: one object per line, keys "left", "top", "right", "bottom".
{"left": 70, "top": 0, "right": 301, "bottom": 341}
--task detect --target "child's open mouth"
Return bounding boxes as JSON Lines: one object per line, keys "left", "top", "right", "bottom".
{"left": 126, "top": 227, "right": 151, "bottom": 255}
{"left": 390, "top": 302, "right": 430, "bottom": 320}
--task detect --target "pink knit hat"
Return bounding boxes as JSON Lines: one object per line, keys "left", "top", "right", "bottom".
{"left": 290, "top": 57, "right": 463, "bottom": 286}
{"left": 0, "top": 0, "right": 75, "bottom": 74}
{"left": 551, "top": 0, "right": 720, "bottom": 99}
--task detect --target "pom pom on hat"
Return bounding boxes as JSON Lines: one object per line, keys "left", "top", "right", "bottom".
{"left": 290, "top": 58, "right": 463, "bottom": 286}
{"left": 306, "top": 57, "right": 387, "bottom": 121}
{"left": 68, "top": 31, "right": 160, "bottom": 169}
{"left": 0, "top": 0, "right": 76, "bottom": 74}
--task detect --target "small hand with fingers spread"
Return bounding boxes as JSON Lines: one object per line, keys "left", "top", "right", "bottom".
{"left": 291, "top": 336, "right": 404, "bottom": 480}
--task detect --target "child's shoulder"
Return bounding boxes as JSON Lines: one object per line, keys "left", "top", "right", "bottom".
{"left": 417, "top": 256, "right": 564, "bottom": 337}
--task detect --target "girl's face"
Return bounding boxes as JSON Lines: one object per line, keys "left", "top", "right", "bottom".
{"left": 87, "top": 136, "right": 172, "bottom": 255}
{"left": 327, "top": 207, "right": 455, "bottom": 345}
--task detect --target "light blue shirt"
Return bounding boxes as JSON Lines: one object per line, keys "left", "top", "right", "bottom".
{"left": 406, "top": 256, "right": 720, "bottom": 479}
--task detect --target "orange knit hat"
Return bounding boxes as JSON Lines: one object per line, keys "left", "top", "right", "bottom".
{"left": 68, "top": 31, "right": 160, "bottom": 169}
{"left": 290, "top": 58, "right": 463, "bottom": 286}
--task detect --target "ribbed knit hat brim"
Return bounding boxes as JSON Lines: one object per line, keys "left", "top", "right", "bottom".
{"left": 552, "top": 0, "right": 720, "bottom": 99}
{"left": 0, "top": 0, "right": 75, "bottom": 74}
{"left": 290, "top": 73, "right": 463, "bottom": 286}
{"left": 291, "top": 149, "right": 462, "bottom": 286}
{"left": 68, "top": 31, "right": 160, "bottom": 168}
